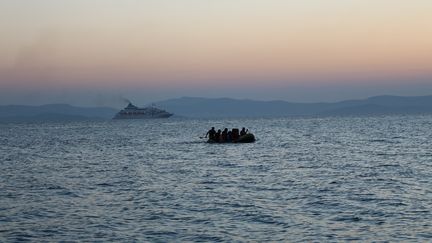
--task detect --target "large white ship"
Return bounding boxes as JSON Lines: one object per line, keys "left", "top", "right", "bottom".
{"left": 113, "top": 102, "right": 173, "bottom": 119}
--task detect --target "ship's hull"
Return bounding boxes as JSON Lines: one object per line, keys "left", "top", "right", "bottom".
{"left": 113, "top": 114, "right": 172, "bottom": 119}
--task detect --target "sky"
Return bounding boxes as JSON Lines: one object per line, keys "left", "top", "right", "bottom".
{"left": 0, "top": 0, "right": 431, "bottom": 107}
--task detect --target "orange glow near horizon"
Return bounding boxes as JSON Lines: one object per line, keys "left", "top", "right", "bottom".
{"left": 1, "top": 0, "right": 432, "bottom": 90}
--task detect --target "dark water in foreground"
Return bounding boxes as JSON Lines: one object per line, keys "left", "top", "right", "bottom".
{"left": 1, "top": 115, "right": 431, "bottom": 242}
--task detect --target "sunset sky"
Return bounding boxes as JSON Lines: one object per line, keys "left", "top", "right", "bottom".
{"left": 1, "top": 0, "right": 432, "bottom": 106}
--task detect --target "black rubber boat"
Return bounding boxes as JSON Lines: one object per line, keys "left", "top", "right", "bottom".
{"left": 207, "top": 133, "right": 256, "bottom": 143}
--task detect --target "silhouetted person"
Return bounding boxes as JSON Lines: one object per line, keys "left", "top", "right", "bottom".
{"left": 227, "top": 130, "right": 232, "bottom": 142}
{"left": 215, "top": 129, "right": 222, "bottom": 142}
{"left": 221, "top": 128, "right": 228, "bottom": 142}
{"left": 232, "top": 128, "right": 239, "bottom": 141}
{"left": 206, "top": 127, "right": 216, "bottom": 140}
{"left": 240, "top": 127, "right": 248, "bottom": 136}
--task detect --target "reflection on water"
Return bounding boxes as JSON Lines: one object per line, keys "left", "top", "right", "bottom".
{"left": 1, "top": 115, "right": 431, "bottom": 241}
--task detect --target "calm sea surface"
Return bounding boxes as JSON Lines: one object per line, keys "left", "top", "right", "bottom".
{"left": 1, "top": 115, "right": 431, "bottom": 242}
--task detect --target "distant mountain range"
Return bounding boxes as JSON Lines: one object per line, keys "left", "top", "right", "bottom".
{"left": 0, "top": 104, "right": 118, "bottom": 122}
{"left": 1, "top": 95, "right": 432, "bottom": 121}
{"left": 156, "top": 95, "right": 432, "bottom": 118}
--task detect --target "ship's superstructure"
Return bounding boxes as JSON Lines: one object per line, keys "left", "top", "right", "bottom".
{"left": 113, "top": 103, "right": 173, "bottom": 119}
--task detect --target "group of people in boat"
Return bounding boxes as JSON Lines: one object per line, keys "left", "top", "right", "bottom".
{"left": 205, "top": 127, "right": 249, "bottom": 143}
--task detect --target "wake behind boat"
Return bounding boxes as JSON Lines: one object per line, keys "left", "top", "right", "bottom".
{"left": 113, "top": 102, "right": 173, "bottom": 119}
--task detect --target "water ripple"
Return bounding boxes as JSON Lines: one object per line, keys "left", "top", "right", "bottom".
{"left": 1, "top": 116, "right": 432, "bottom": 241}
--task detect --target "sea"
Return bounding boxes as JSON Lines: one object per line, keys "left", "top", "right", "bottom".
{"left": 1, "top": 115, "right": 431, "bottom": 242}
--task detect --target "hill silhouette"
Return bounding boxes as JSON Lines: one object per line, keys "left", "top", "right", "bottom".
{"left": 1, "top": 95, "right": 432, "bottom": 121}
{"left": 0, "top": 104, "right": 117, "bottom": 122}
{"left": 156, "top": 95, "right": 432, "bottom": 118}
